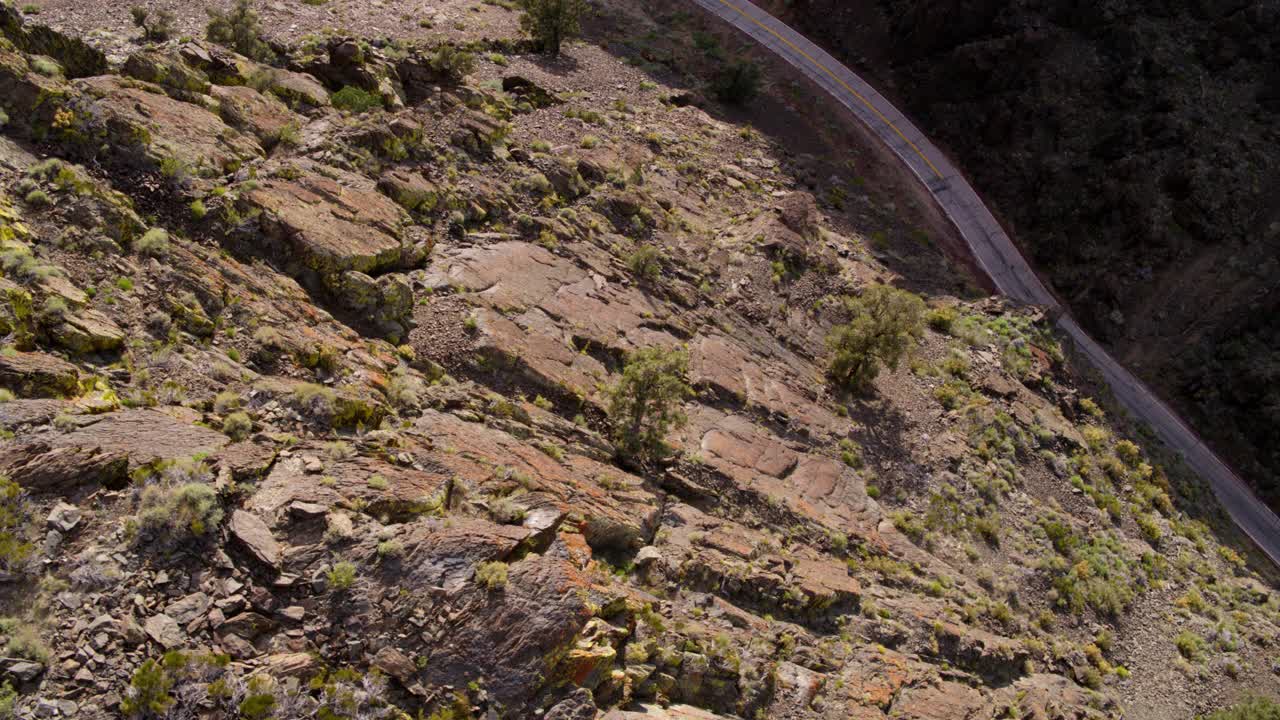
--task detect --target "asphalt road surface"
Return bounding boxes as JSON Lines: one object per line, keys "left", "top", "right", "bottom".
{"left": 689, "top": 0, "right": 1280, "bottom": 567}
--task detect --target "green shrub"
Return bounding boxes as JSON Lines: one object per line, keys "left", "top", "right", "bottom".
{"left": 475, "top": 560, "right": 509, "bottom": 590}
{"left": 0, "top": 680, "right": 15, "bottom": 718}
{"left": 121, "top": 659, "right": 174, "bottom": 717}
{"left": 327, "top": 561, "right": 357, "bottom": 591}
{"left": 1136, "top": 513, "right": 1162, "bottom": 544}
{"left": 131, "top": 6, "right": 176, "bottom": 41}
{"left": 222, "top": 411, "right": 252, "bottom": 441}
{"left": 926, "top": 306, "right": 958, "bottom": 333}
{"left": 0, "top": 476, "right": 33, "bottom": 574}
{"left": 428, "top": 44, "right": 476, "bottom": 82}
{"left": 626, "top": 245, "right": 662, "bottom": 282}
{"left": 826, "top": 284, "right": 925, "bottom": 393}
{"left": 712, "top": 60, "right": 762, "bottom": 105}
{"left": 206, "top": 0, "right": 274, "bottom": 61}
{"left": 1175, "top": 630, "right": 1204, "bottom": 660}
{"left": 331, "top": 86, "right": 383, "bottom": 114}
{"left": 376, "top": 540, "right": 403, "bottom": 559}
{"left": 1202, "top": 697, "right": 1280, "bottom": 720}
{"left": 3, "top": 624, "right": 48, "bottom": 662}
{"left": 138, "top": 480, "right": 223, "bottom": 538}
{"left": 518, "top": 0, "right": 587, "bottom": 56}
{"left": 606, "top": 346, "right": 692, "bottom": 464}
{"left": 23, "top": 189, "right": 50, "bottom": 208}
{"left": 135, "top": 228, "right": 170, "bottom": 258}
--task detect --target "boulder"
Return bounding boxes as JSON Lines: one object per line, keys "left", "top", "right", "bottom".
{"left": 228, "top": 510, "right": 281, "bottom": 570}
{"left": 48, "top": 308, "right": 125, "bottom": 354}
{"left": 66, "top": 76, "right": 261, "bottom": 174}
{"left": 143, "top": 614, "right": 184, "bottom": 649}
{"left": 45, "top": 502, "right": 81, "bottom": 533}
{"left": 0, "top": 442, "right": 128, "bottom": 492}
{"left": 0, "top": 351, "right": 78, "bottom": 397}
{"left": 243, "top": 167, "right": 414, "bottom": 281}
{"left": 211, "top": 84, "right": 302, "bottom": 146}
{"left": 122, "top": 50, "right": 212, "bottom": 96}
{"left": 371, "top": 646, "right": 416, "bottom": 681}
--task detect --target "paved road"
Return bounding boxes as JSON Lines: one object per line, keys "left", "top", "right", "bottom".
{"left": 689, "top": 0, "right": 1280, "bottom": 567}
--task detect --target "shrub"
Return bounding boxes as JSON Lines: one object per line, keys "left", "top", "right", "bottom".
{"left": 135, "top": 228, "right": 170, "bottom": 258}
{"left": 606, "top": 346, "right": 692, "bottom": 464}
{"left": 121, "top": 659, "right": 175, "bottom": 717}
{"left": 376, "top": 540, "right": 403, "bottom": 559}
{"left": 0, "top": 476, "right": 33, "bottom": 574}
{"left": 826, "top": 284, "right": 925, "bottom": 393}
{"left": 138, "top": 481, "right": 223, "bottom": 538}
{"left": 131, "top": 6, "right": 176, "bottom": 41}
{"left": 331, "top": 86, "right": 383, "bottom": 114}
{"left": 222, "top": 411, "right": 252, "bottom": 441}
{"left": 327, "top": 561, "right": 357, "bottom": 591}
{"left": 213, "top": 391, "right": 243, "bottom": 414}
{"left": 712, "top": 60, "right": 762, "bottom": 105}
{"left": 3, "top": 623, "right": 48, "bottom": 662}
{"left": 1203, "top": 697, "right": 1280, "bottom": 720}
{"left": 23, "top": 189, "right": 50, "bottom": 207}
{"left": 289, "top": 382, "right": 336, "bottom": 416}
{"left": 1175, "top": 630, "right": 1204, "bottom": 661}
{"left": 206, "top": 0, "right": 274, "bottom": 61}
{"left": 926, "top": 306, "right": 958, "bottom": 333}
{"left": 518, "top": 0, "right": 587, "bottom": 56}
{"left": 1136, "top": 513, "right": 1162, "bottom": 544}
{"left": 429, "top": 44, "right": 476, "bottom": 82}
{"left": 475, "top": 560, "right": 508, "bottom": 590}
{"left": 626, "top": 245, "right": 662, "bottom": 282}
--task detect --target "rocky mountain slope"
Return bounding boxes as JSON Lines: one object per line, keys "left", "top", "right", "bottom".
{"left": 0, "top": 1, "right": 1274, "bottom": 718}
{"left": 759, "top": 0, "right": 1280, "bottom": 510}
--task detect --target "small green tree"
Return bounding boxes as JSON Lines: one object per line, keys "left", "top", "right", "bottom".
{"left": 826, "top": 283, "right": 924, "bottom": 392}
{"left": 712, "top": 60, "right": 761, "bottom": 105}
{"left": 518, "top": 0, "right": 587, "bottom": 57}
{"left": 606, "top": 346, "right": 693, "bottom": 464}
{"left": 206, "top": 0, "right": 273, "bottom": 62}
{"left": 121, "top": 659, "right": 175, "bottom": 718}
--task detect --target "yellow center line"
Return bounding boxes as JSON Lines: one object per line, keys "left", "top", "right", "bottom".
{"left": 711, "top": 0, "right": 946, "bottom": 181}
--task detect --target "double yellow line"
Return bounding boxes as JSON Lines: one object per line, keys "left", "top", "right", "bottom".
{"left": 710, "top": 0, "right": 946, "bottom": 181}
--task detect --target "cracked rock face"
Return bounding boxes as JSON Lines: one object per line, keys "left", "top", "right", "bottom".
{"left": 0, "top": 4, "right": 1273, "bottom": 720}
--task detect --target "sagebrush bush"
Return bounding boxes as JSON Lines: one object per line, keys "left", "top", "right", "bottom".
{"left": 428, "top": 44, "right": 475, "bottom": 81}
{"left": 135, "top": 228, "right": 170, "bottom": 258}
{"left": 138, "top": 481, "right": 223, "bottom": 538}
{"left": 222, "top": 411, "right": 252, "bottom": 441}
{"left": 475, "top": 561, "right": 508, "bottom": 590}
{"left": 626, "top": 245, "right": 662, "bottom": 282}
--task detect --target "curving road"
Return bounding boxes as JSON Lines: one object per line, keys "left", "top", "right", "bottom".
{"left": 688, "top": 0, "right": 1280, "bottom": 567}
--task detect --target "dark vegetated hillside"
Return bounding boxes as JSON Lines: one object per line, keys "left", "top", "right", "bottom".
{"left": 765, "top": 0, "right": 1280, "bottom": 506}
